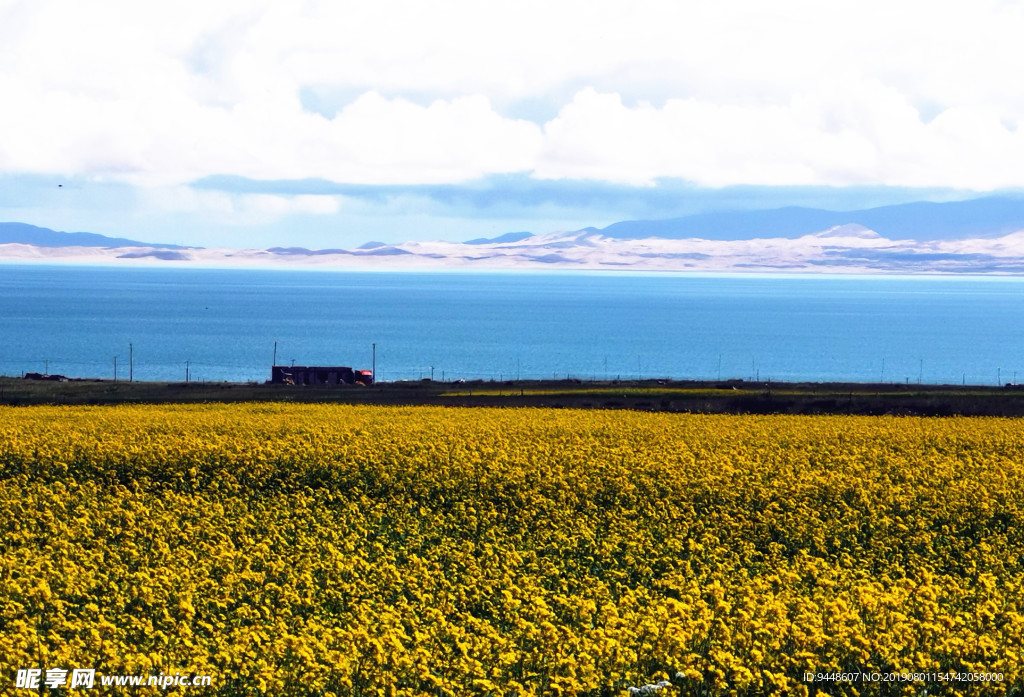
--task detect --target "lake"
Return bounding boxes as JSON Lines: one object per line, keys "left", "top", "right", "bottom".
{"left": 1, "top": 264, "right": 1022, "bottom": 386}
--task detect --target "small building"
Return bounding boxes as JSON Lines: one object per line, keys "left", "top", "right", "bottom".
{"left": 24, "top": 372, "right": 69, "bottom": 382}
{"left": 271, "top": 365, "right": 373, "bottom": 386}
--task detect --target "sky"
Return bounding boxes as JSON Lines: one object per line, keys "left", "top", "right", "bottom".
{"left": 3, "top": 0, "right": 1024, "bottom": 249}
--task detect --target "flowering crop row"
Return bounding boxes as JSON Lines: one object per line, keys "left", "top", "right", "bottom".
{"left": 1, "top": 405, "right": 1022, "bottom": 696}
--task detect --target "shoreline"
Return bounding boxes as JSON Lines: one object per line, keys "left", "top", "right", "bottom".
{"left": 4, "top": 376, "right": 1024, "bottom": 416}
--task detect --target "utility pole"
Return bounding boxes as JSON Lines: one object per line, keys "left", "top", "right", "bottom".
{"left": 129, "top": 343, "right": 133, "bottom": 383}
{"left": 273, "top": 340, "right": 277, "bottom": 367}
{"left": 185, "top": 360, "right": 190, "bottom": 384}
{"left": 372, "top": 343, "right": 376, "bottom": 383}
{"left": 113, "top": 356, "right": 118, "bottom": 383}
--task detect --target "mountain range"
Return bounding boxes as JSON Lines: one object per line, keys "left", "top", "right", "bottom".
{"left": 593, "top": 196, "right": 1024, "bottom": 242}
{"left": 0, "top": 222, "right": 189, "bottom": 249}
{"left": 6, "top": 195, "right": 1024, "bottom": 273}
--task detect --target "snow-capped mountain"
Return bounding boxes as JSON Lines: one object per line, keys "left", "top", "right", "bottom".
{"left": 7, "top": 197, "right": 1024, "bottom": 273}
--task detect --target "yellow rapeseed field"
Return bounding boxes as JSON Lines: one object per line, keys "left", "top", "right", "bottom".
{"left": 1, "top": 405, "right": 1022, "bottom": 696}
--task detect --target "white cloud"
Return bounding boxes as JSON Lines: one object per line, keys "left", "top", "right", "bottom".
{"left": 4, "top": 0, "right": 1024, "bottom": 192}
{"left": 535, "top": 85, "right": 1024, "bottom": 189}
{"left": 309, "top": 92, "right": 544, "bottom": 184}
{"left": 141, "top": 186, "right": 341, "bottom": 226}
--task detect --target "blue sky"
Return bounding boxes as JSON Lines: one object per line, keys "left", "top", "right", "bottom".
{"left": 3, "top": 1, "right": 1024, "bottom": 248}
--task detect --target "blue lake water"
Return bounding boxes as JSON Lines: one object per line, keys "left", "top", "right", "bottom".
{"left": 1, "top": 264, "right": 1023, "bottom": 386}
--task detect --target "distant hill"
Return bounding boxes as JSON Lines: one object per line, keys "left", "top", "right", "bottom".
{"left": 464, "top": 231, "right": 534, "bottom": 245}
{"left": 0, "top": 222, "right": 191, "bottom": 249}
{"left": 596, "top": 196, "right": 1024, "bottom": 241}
